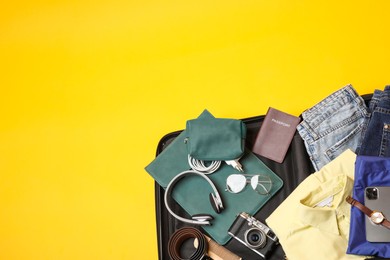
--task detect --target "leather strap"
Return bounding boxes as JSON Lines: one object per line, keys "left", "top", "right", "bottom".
{"left": 346, "top": 196, "right": 373, "bottom": 216}
{"left": 383, "top": 219, "right": 390, "bottom": 230}
{"left": 346, "top": 196, "right": 390, "bottom": 230}
{"left": 168, "top": 227, "right": 209, "bottom": 260}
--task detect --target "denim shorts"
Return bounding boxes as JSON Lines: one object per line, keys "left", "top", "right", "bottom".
{"left": 359, "top": 86, "right": 390, "bottom": 156}
{"left": 297, "top": 85, "right": 368, "bottom": 171}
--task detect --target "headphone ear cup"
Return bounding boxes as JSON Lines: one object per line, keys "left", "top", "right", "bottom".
{"left": 209, "top": 193, "right": 222, "bottom": 214}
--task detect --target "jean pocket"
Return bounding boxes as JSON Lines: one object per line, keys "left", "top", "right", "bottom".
{"left": 380, "top": 123, "right": 390, "bottom": 157}
{"left": 325, "top": 123, "right": 363, "bottom": 161}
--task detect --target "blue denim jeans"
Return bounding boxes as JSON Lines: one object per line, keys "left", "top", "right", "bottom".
{"left": 358, "top": 86, "right": 390, "bottom": 156}
{"left": 297, "top": 85, "right": 368, "bottom": 171}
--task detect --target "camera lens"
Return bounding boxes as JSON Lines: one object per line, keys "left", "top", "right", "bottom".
{"left": 244, "top": 228, "right": 266, "bottom": 249}
{"left": 366, "top": 187, "right": 378, "bottom": 200}
{"left": 251, "top": 233, "right": 260, "bottom": 242}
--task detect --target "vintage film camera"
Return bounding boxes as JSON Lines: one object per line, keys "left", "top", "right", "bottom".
{"left": 228, "top": 212, "right": 279, "bottom": 259}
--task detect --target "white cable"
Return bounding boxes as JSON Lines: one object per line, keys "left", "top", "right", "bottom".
{"left": 187, "top": 155, "right": 221, "bottom": 174}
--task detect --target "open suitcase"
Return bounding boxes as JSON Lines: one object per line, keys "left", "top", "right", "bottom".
{"left": 151, "top": 94, "right": 372, "bottom": 260}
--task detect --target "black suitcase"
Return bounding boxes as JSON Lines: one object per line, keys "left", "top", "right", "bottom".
{"left": 152, "top": 94, "right": 372, "bottom": 260}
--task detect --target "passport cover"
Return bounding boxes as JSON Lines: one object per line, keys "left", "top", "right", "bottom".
{"left": 252, "top": 107, "right": 301, "bottom": 163}
{"left": 145, "top": 110, "right": 283, "bottom": 245}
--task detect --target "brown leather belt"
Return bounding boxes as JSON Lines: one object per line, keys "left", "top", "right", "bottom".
{"left": 168, "top": 227, "right": 209, "bottom": 260}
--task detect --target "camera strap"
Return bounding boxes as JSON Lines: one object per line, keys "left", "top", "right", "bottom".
{"left": 168, "top": 227, "right": 209, "bottom": 260}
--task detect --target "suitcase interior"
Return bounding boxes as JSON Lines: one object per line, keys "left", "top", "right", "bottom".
{"left": 153, "top": 94, "right": 372, "bottom": 259}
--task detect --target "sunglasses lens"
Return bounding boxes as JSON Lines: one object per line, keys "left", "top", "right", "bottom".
{"left": 250, "top": 175, "right": 259, "bottom": 190}
{"left": 252, "top": 175, "right": 272, "bottom": 195}
{"left": 226, "top": 174, "right": 246, "bottom": 193}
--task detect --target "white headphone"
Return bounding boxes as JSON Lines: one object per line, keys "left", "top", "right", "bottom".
{"left": 164, "top": 170, "right": 224, "bottom": 225}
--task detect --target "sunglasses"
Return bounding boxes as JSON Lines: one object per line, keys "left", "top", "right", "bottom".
{"left": 225, "top": 174, "right": 272, "bottom": 195}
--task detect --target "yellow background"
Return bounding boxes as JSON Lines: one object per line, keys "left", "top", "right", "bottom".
{"left": 1, "top": 1, "right": 389, "bottom": 259}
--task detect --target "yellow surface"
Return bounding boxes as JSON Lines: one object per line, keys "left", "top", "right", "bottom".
{"left": 0, "top": 1, "right": 389, "bottom": 259}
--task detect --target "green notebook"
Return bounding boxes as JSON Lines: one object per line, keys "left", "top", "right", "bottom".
{"left": 145, "top": 110, "right": 283, "bottom": 245}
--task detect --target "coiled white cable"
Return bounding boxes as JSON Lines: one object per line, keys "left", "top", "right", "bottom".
{"left": 187, "top": 155, "right": 221, "bottom": 174}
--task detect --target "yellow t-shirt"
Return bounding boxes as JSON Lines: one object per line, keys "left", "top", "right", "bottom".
{"left": 266, "top": 150, "right": 365, "bottom": 260}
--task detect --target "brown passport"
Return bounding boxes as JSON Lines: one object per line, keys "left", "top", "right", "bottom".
{"left": 252, "top": 107, "right": 301, "bottom": 163}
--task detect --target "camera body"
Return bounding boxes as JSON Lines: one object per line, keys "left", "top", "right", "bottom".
{"left": 228, "top": 212, "right": 278, "bottom": 259}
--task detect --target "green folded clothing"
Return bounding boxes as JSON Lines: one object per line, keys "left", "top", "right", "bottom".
{"left": 185, "top": 110, "right": 246, "bottom": 161}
